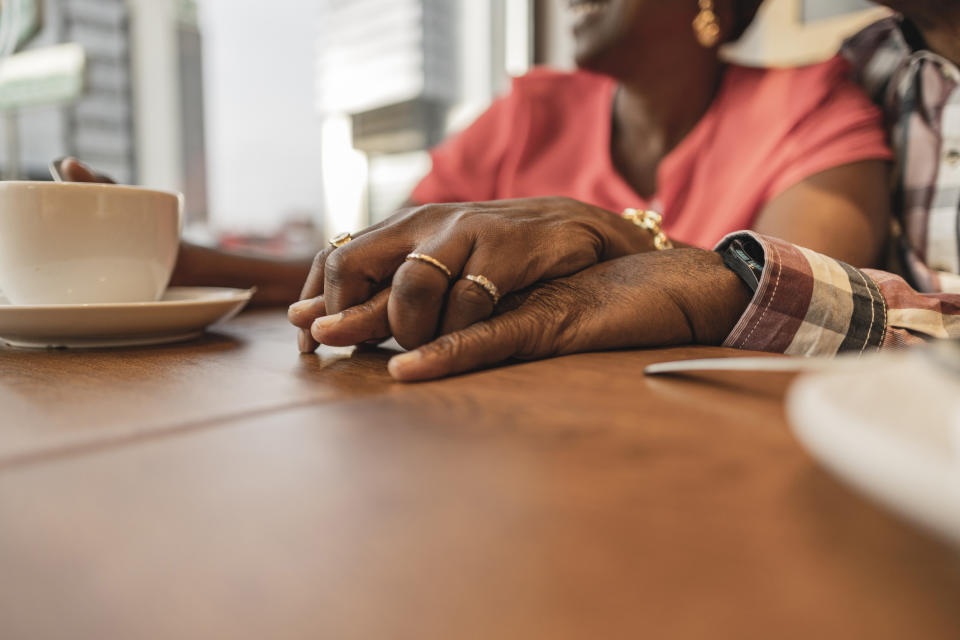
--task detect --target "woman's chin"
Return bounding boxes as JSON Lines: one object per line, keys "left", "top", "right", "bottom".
{"left": 572, "top": 41, "right": 616, "bottom": 75}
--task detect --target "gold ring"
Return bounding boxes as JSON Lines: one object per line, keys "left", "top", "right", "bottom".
{"left": 465, "top": 274, "right": 500, "bottom": 305}
{"left": 405, "top": 252, "right": 453, "bottom": 279}
{"left": 329, "top": 232, "right": 352, "bottom": 248}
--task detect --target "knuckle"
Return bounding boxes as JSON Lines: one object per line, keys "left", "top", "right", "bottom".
{"left": 391, "top": 271, "right": 442, "bottom": 308}
{"left": 448, "top": 207, "right": 474, "bottom": 228}
{"left": 422, "top": 334, "right": 458, "bottom": 358}
{"left": 311, "top": 247, "right": 333, "bottom": 271}
{"left": 434, "top": 202, "right": 471, "bottom": 224}
{"left": 323, "top": 249, "right": 352, "bottom": 285}
{"left": 355, "top": 292, "right": 386, "bottom": 317}
{"left": 524, "top": 287, "right": 574, "bottom": 329}
{"left": 523, "top": 283, "right": 585, "bottom": 353}
{"left": 421, "top": 331, "right": 472, "bottom": 361}
{"left": 451, "top": 281, "right": 494, "bottom": 312}
{"left": 410, "top": 203, "right": 446, "bottom": 221}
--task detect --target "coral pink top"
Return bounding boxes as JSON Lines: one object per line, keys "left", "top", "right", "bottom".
{"left": 412, "top": 59, "right": 892, "bottom": 248}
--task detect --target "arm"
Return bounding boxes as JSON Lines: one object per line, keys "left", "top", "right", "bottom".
{"left": 750, "top": 160, "right": 891, "bottom": 268}
{"left": 380, "top": 232, "right": 960, "bottom": 382}
{"left": 171, "top": 243, "right": 310, "bottom": 308}
{"left": 60, "top": 158, "right": 311, "bottom": 307}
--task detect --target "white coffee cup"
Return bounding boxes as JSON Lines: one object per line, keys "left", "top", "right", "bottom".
{"left": 0, "top": 181, "right": 182, "bottom": 305}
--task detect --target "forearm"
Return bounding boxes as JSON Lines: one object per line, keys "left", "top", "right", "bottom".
{"left": 171, "top": 242, "right": 311, "bottom": 307}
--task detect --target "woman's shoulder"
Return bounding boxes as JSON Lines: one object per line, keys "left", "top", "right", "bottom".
{"left": 724, "top": 56, "right": 875, "bottom": 117}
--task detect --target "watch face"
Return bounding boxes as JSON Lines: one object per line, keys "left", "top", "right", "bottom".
{"left": 722, "top": 240, "right": 764, "bottom": 292}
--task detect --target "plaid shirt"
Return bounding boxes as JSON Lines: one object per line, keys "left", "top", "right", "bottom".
{"left": 718, "top": 17, "right": 960, "bottom": 355}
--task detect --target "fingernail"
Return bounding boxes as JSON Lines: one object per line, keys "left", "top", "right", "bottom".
{"left": 288, "top": 299, "right": 313, "bottom": 314}
{"left": 289, "top": 296, "right": 322, "bottom": 317}
{"left": 312, "top": 312, "right": 342, "bottom": 329}
{"left": 388, "top": 350, "right": 422, "bottom": 377}
{"left": 297, "top": 329, "right": 315, "bottom": 353}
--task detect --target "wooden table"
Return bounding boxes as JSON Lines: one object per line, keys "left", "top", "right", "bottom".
{"left": 1, "top": 310, "right": 958, "bottom": 639}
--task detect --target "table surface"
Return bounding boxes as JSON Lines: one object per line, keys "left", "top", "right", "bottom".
{"left": 1, "top": 310, "right": 958, "bottom": 639}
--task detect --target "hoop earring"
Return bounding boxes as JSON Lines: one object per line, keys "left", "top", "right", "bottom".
{"left": 693, "top": 0, "right": 721, "bottom": 48}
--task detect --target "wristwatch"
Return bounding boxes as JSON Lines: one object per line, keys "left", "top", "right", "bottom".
{"left": 719, "top": 237, "right": 765, "bottom": 293}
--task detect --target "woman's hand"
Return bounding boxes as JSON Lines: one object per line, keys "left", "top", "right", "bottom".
{"left": 294, "top": 197, "right": 657, "bottom": 351}
{"left": 296, "top": 248, "right": 753, "bottom": 381}
{"left": 57, "top": 157, "right": 115, "bottom": 183}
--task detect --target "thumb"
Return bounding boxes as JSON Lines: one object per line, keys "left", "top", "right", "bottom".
{"left": 387, "top": 311, "right": 531, "bottom": 382}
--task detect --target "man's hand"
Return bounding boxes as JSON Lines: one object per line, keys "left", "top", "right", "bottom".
{"left": 293, "top": 197, "right": 659, "bottom": 353}
{"left": 294, "top": 248, "right": 753, "bottom": 382}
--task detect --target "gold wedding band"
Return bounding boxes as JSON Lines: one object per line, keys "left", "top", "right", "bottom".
{"left": 405, "top": 252, "right": 453, "bottom": 279}
{"left": 465, "top": 274, "right": 501, "bottom": 305}
{"left": 329, "top": 232, "right": 352, "bottom": 248}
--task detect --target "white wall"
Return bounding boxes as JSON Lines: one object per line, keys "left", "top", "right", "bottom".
{"left": 198, "top": 0, "right": 325, "bottom": 233}
{"left": 128, "top": 0, "right": 182, "bottom": 191}
{"left": 536, "top": 0, "right": 575, "bottom": 70}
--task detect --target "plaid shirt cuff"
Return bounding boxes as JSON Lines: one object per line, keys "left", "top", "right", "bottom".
{"left": 714, "top": 232, "right": 887, "bottom": 356}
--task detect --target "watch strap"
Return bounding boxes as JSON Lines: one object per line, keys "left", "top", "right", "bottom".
{"left": 719, "top": 238, "right": 765, "bottom": 293}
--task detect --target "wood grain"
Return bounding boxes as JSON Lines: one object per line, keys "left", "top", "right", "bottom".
{"left": 0, "top": 311, "right": 780, "bottom": 467}
{"left": 0, "top": 311, "right": 393, "bottom": 466}
{"left": 1, "top": 310, "right": 958, "bottom": 639}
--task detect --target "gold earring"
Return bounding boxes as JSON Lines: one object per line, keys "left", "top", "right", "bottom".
{"left": 693, "top": 0, "right": 721, "bottom": 48}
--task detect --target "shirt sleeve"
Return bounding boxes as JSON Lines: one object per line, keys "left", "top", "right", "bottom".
{"left": 410, "top": 88, "right": 521, "bottom": 205}
{"left": 715, "top": 232, "right": 960, "bottom": 355}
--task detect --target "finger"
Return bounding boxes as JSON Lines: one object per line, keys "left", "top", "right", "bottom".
{"left": 297, "top": 328, "right": 318, "bottom": 354}
{"left": 299, "top": 246, "right": 335, "bottom": 302}
{"left": 289, "top": 296, "right": 325, "bottom": 353}
{"left": 438, "top": 278, "right": 496, "bottom": 335}
{"left": 288, "top": 295, "right": 326, "bottom": 329}
{"left": 388, "top": 241, "right": 471, "bottom": 349}
{"left": 439, "top": 246, "right": 514, "bottom": 334}
{"left": 288, "top": 294, "right": 326, "bottom": 354}
{"left": 311, "top": 287, "right": 391, "bottom": 347}
{"left": 298, "top": 222, "right": 397, "bottom": 303}
{"left": 387, "top": 311, "right": 530, "bottom": 382}
{"left": 287, "top": 296, "right": 327, "bottom": 351}
{"left": 60, "top": 157, "right": 115, "bottom": 184}
{"left": 323, "top": 233, "right": 409, "bottom": 315}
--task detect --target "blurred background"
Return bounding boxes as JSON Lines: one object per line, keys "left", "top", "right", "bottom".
{"left": 0, "top": 0, "right": 886, "bottom": 256}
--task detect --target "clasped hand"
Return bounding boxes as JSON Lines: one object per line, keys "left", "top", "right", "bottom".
{"left": 289, "top": 198, "right": 750, "bottom": 381}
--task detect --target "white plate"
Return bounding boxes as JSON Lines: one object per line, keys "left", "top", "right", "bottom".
{"left": 787, "top": 346, "right": 960, "bottom": 546}
{"left": 0, "top": 286, "right": 253, "bottom": 348}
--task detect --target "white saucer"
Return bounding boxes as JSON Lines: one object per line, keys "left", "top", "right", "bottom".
{"left": 787, "top": 345, "right": 960, "bottom": 546}
{"left": 0, "top": 287, "right": 254, "bottom": 348}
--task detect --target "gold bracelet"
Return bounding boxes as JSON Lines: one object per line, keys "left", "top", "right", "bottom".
{"left": 622, "top": 208, "right": 673, "bottom": 251}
